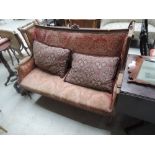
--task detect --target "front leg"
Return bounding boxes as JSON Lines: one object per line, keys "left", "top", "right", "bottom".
{"left": 13, "top": 81, "right": 31, "bottom": 98}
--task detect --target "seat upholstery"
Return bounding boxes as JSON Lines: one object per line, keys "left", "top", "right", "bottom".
{"left": 21, "top": 68, "right": 113, "bottom": 114}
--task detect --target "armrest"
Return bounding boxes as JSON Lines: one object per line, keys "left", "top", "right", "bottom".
{"left": 115, "top": 72, "right": 124, "bottom": 90}
{"left": 111, "top": 72, "right": 124, "bottom": 109}
{"left": 17, "top": 56, "right": 35, "bottom": 83}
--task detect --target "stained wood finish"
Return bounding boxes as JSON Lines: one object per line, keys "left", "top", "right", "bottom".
{"left": 116, "top": 54, "right": 155, "bottom": 124}
{"left": 65, "top": 19, "right": 101, "bottom": 28}
{"left": 128, "top": 56, "right": 155, "bottom": 88}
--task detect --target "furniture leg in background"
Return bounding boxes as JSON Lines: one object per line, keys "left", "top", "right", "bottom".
{"left": 10, "top": 48, "right": 20, "bottom": 64}
{"left": 0, "top": 52, "right": 17, "bottom": 86}
{"left": 6, "top": 49, "right": 14, "bottom": 65}
{"left": 0, "top": 37, "right": 17, "bottom": 86}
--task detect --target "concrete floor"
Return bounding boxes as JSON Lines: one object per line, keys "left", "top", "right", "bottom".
{"left": 0, "top": 19, "right": 33, "bottom": 31}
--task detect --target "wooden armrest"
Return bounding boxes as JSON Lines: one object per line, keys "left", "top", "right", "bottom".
{"left": 116, "top": 72, "right": 124, "bottom": 89}
{"left": 128, "top": 20, "right": 135, "bottom": 38}
{"left": 111, "top": 72, "right": 124, "bottom": 109}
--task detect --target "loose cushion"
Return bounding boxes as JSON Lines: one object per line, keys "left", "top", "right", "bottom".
{"left": 33, "top": 40, "right": 71, "bottom": 78}
{"left": 65, "top": 53, "right": 119, "bottom": 92}
{"left": 20, "top": 68, "right": 113, "bottom": 113}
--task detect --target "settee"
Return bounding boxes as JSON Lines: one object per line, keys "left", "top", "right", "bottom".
{"left": 17, "top": 21, "right": 134, "bottom": 115}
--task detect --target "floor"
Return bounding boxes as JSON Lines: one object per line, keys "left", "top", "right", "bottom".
{"left": 0, "top": 56, "right": 112, "bottom": 135}
{"left": 0, "top": 20, "right": 143, "bottom": 135}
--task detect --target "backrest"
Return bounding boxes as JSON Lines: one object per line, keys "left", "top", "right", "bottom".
{"left": 20, "top": 21, "right": 135, "bottom": 69}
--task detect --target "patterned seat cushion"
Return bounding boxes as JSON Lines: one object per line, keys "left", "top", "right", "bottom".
{"left": 20, "top": 68, "right": 113, "bottom": 113}
{"left": 65, "top": 53, "right": 119, "bottom": 93}
{"left": 33, "top": 41, "right": 71, "bottom": 78}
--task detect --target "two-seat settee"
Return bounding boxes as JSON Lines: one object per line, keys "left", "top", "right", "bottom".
{"left": 17, "top": 21, "right": 134, "bottom": 116}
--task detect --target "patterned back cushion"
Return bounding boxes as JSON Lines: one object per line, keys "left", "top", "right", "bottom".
{"left": 65, "top": 53, "right": 119, "bottom": 92}
{"left": 33, "top": 41, "right": 71, "bottom": 78}
{"left": 29, "top": 26, "right": 128, "bottom": 57}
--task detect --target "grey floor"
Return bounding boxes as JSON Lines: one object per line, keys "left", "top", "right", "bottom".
{"left": 0, "top": 20, "right": 142, "bottom": 135}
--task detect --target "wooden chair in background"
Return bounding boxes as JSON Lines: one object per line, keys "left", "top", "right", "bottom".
{"left": 65, "top": 19, "right": 101, "bottom": 28}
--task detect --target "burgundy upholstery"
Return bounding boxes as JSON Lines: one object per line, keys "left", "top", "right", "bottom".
{"left": 25, "top": 26, "right": 130, "bottom": 70}
{"left": 31, "top": 27, "right": 127, "bottom": 57}
{"left": 18, "top": 25, "right": 133, "bottom": 114}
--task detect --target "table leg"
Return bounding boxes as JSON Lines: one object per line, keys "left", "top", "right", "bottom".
{"left": 111, "top": 113, "right": 145, "bottom": 135}
{"left": 6, "top": 49, "right": 14, "bottom": 65}
{"left": 0, "top": 52, "right": 16, "bottom": 86}
{"left": 10, "top": 49, "right": 19, "bottom": 64}
{"left": 111, "top": 113, "right": 127, "bottom": 135}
